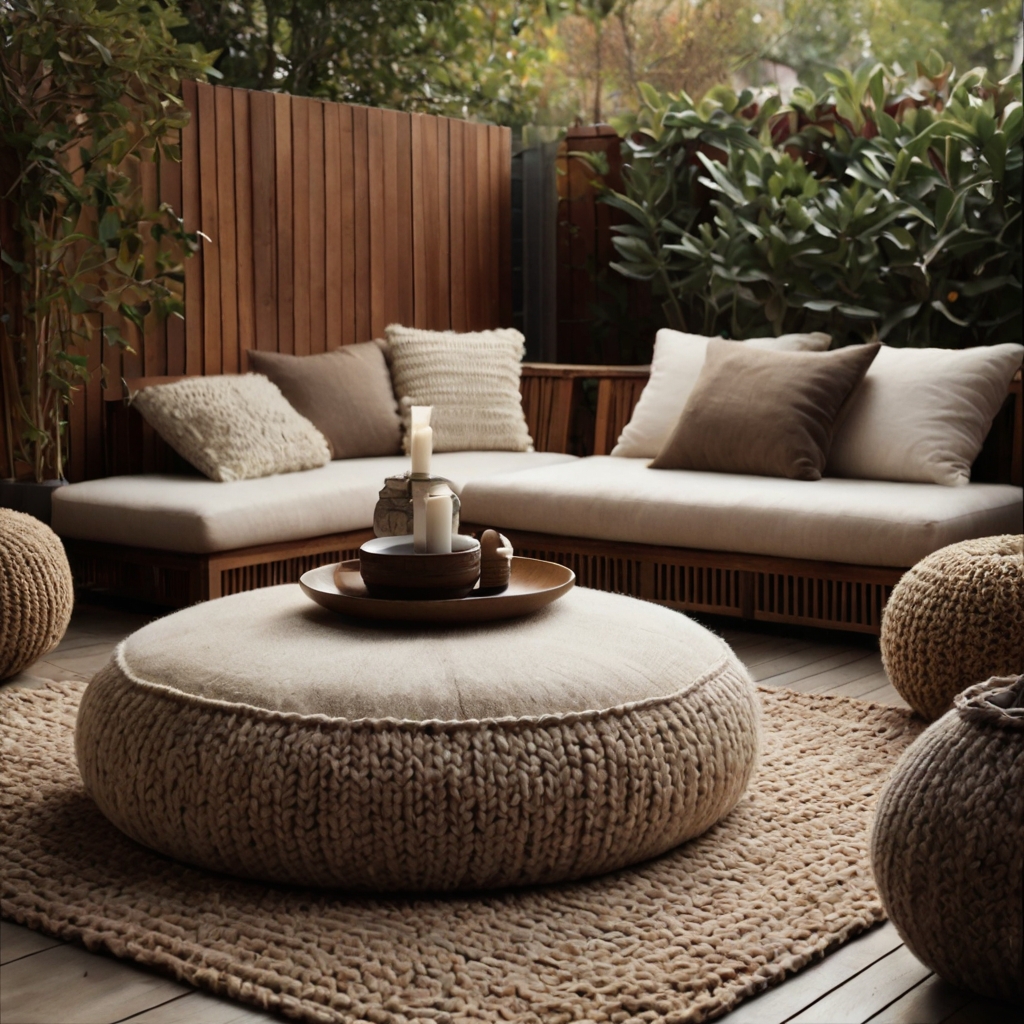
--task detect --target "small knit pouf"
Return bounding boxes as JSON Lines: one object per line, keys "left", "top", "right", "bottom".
{"left": 881, "top": 535, "right": 1024, "bottom": 719}
{"left": 871, "top": 674, "right": 1024, "bottom": 1005}
{"left": 75, "top": 585, "right": 761, "bottom": 893}
{"left": 0, "top": 507, "right": 74, "bottom": 680}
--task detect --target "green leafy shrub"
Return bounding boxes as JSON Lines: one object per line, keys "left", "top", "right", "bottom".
{"left": 1, "top": 0, "right": 214, "bottom": 481}
{"left": 603, "top": 55, "right": 1022, "bottom": 347}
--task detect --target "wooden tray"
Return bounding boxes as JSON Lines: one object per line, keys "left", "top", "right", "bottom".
{"left": 299, "top": 557, "right": 574, "bottom": 623}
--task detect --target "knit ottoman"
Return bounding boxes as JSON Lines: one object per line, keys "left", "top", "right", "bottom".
{"left": 75, "top": 585, "right": 761, "bottom": 893}
{"left": 881, "top": 535, "right": 1024, "bottom": 719}
{"left": 871, "top": 674, "right": 1024, "bottom": 1005}
{"left": 0, "top": 507, "right": 74, "bottom": 680}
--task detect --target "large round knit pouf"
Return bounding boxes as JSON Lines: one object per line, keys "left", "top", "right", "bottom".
{"left": 0, "top": 507, "right": 74, "bottom": 680}
{"left": 76, "top": 584, "right": 761, "bottom": 893}
{"left": 881, "top": 535, "right": 1024, "bottom": 719}
{"left": 871, "top": 674, "right": 1024, "bottom": 1005}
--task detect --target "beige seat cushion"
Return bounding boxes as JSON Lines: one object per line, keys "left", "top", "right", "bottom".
{"left": 460, "top": 456, "right": 1024, "bottom": 567}
{"left": 76, "top": 585, "right": 760, "bottom": 891}
{"left": 611, "top": 329, "right": 832, "bottom": 458}
{"left": 52, "top": 451, "right": 576, "bottom": 554}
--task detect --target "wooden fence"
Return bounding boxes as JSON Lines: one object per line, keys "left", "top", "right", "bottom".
{"left": 65, "top": 82, "right": 511, "bottom": 481}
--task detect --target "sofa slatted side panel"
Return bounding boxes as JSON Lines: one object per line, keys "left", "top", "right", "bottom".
{"left": 479, "top": 527, "right": 905, "bottom": 635}
{"left": 74, "top": 85, "right": 511, "bottom": 482}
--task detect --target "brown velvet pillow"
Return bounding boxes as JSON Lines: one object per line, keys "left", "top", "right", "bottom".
{"left": 247, "top": 342, "right": 402, "bottom": 459}
{"left": 650, "top": 340, "right": 880, "bottom": 480}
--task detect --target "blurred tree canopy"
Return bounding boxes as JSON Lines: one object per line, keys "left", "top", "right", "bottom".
{"left": 172, "top": 0, "right": 1023, "bottom": 125}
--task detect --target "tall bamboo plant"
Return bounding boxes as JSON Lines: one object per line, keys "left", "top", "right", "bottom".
{"left": 0, "top": 0, "right": 214, "bottom": 482}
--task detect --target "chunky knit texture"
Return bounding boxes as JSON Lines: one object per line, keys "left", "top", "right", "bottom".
{"left": 0, "top": 508, "right": 73, "bottom": 680}
{"left": 132, "top": 374, "right": 330, "bottom": 481}
{"left": 3, "top": 682, "right": 924, "bottom": 1024}
{"left": 75, "top": 650, "right": 761, "bottom": 891}
{"left": 871, "top": 675, "right": 1024, "bottom": 1005}
{"left": 385, "top": 324, "right": 534, "bottom": 452}
{"left": 880, "top": 534, "right": 1024, "bottom": 719}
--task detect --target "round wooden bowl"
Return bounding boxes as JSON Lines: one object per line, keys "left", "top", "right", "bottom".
{"left": 359, "top": 534, "right": 481, "bottom": 599}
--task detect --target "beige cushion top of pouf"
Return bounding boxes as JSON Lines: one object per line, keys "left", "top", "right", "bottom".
{"left": 118, "top": 585, "right": 728, "bottom": 721}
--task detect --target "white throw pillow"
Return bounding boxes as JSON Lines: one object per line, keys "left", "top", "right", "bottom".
{"left": 611, "top": 329, "right": 833, "bottom": 458}
{"left": 132, "top": 374, "right": 331, "bottom": 482}
{"left": 385, "top": 324, "right": 534, "bottom": 452}
{"left": 826, "top": 343, "right": 1023, "bottom": 486}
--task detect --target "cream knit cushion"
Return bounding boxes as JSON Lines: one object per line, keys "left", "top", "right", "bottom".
{"left": 384, "top": 324, "right": 533, "bottom": 452}
{"left": 0, "top": 508, "right": 74, "bottom": 679}
{"left": 871, "top": 675, "right": 1024, "bottom": 1005}
{"left": 611, "top": 329, "right": 832, "bottom": 458}
{"left": 75, "top": 585, "right": 761, "bottom": 892}
{"left": 881, "top": 535, "right": 1024, "bottom": 719}
{"left": 132, "top": 374, "right": 330, "bottom": 482}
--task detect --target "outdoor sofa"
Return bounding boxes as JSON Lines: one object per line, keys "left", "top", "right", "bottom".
{"left": 52, "top": 337, "right": 1023, "bottom": 635}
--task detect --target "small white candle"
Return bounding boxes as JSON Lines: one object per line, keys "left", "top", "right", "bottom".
{"left": 411, "top": 425, "right": 432, "bottom": 476}
{"left": 425, "top": 492, "right": 453, "bottom": 553}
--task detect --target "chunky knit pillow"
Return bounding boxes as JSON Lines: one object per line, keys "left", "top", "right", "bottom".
{"left": 132, "top": 375, "right": 330, "bottom": 482}
{"left": 384, "top": 324, "right": 534, "bottom": 452}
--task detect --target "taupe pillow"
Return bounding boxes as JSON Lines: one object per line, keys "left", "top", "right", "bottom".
{"left": 385, "top": 324, "right": 533, "bottom": 452}
{"left": 132, "top": 374, "right": 330, "bottom": 482}
{"left": 247, "top": 343, "right": 401, "bottom": 459}
{"left": 651, "top": 340, "right": 880, "bottom": 480}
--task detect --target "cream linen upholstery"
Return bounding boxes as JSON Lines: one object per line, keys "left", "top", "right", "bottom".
{"left": 460, "top": 456, "right": 1024, "bottom": 567}
{"left": 611, "top": 329, "right": 832, "bottom": 458}
{"left": 76, "top": 585, "right": 760, "bottom": 891}
{"left": 52, "top": 451, "right": 575, "bottom": 554}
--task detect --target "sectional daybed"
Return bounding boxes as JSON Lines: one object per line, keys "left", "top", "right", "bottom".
{"left": 52, "top": 327, "right": 1023, "bottom": 634}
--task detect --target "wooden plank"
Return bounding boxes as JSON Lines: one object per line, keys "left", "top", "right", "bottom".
{"left": 85, "top": 310, "right": 104, "bottom": 479}
{"left": 738, "top": 637, "right": 813, "bottom": 670}
{"left": 232, "top": 88, "right": 255, "bottom": 368}
{"left": 435, "top": 117, "right": 451, "bottom": 329}
{"left": 497, "top": 125, "right": 512, "bottom": 326}
{"left": 322, "top": 101, "right": 343, "bottom": 350}
{"left": 196, "top": 82, "right": 221, "bottom": 374}
{"left": 787, "top": 944, "right": 932, "bottom": 1024}
{"left": 719, "top": 923, "right": 905, "bottom": 1024}
{"left": 249, "top": 90, "right": 277, "bottom": 352}
{"left": 130, "top": 990, "right": 276, "bottom": 1023}
{"left": 274, "top": 92, "right": 294, "bottom": 353}
{"left": 748, "top": 643, "right": 855, "bottom": 681}
{"left": 868, "top": 974, "right": 974, "bottom": 1023}
{"left": 338, "top": 103, "right": 357, "bottom": 346}
{"left": 394, "top": 110, "right": 414, "bottom": 328}
{"left": 352, "top": 105, "right": 371, "bottom": 344}
{"left": 0, "top": 942, "right": 190, "bottom": 1024}
{"left": 463, "top": 122, "right": 480, "bottom": 329}
{"left": 475, "top": 122, "right": 490, "bottom": 328}
{"left": 140, "top": 157, "right": 164, "bottom": 379}
{"left": 366, "top": 106, "right": 386, "bottom": 338}
{"left": 159, "top": 154, "right": 185, "bottom": 376}
{"left": 0, "top": 922, "right": 63, "bottom": 965}
{"left": 180, "top": 79, "right": 203, "bottom": 375}
{"left": 307, "top": 99, "right": 327, "bottom": 353}
{"left": 215, "top": 85, "right": 238, "bottom": 374}
{"left": 448, "top": 118, "right": 466, "bottom": 330}
{"left": 760, "top": 650, "right": 879, "bottom": 690}
{"left": 381, "top": 109, "right": 401, "bottom": 332}
{"left": 291, "top": 96, "right": 311, "bottom": 356}
{"left": 411, "top": 114, "right": 431, "bottom": 328}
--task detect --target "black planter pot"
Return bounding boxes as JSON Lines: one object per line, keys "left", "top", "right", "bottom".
{"left": 0, "top": 479, "right": 68, "bottom": 525}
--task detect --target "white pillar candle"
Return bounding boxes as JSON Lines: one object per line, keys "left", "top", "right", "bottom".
{"left": 425, "top": 492, "right": 453, "bottom": 553}
{"left": 410, "top": 425, "right": 432, "bottom": 476}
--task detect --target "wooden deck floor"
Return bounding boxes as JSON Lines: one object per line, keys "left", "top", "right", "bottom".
{"left": 1, "top": 600, "right": 1016, "bottom": 1024}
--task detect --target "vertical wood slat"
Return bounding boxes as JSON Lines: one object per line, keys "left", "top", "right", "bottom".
{"left": 69, "top": 84, "right": 512, "bottom": 480}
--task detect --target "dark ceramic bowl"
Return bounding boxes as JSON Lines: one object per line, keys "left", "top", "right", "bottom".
{"left": 358, "top": 534, "right": 481, "bottom": 599}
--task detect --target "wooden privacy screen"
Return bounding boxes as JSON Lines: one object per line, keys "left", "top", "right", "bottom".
{"left": 69, "top": 81, "right": 511, "bottom": 481}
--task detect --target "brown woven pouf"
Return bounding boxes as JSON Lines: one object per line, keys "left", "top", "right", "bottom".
{"left": 76, "top": 585, "right": 761, "bottom": 893}
{"left": 0, "top": 507, "right": 74, "bottom": 680}
{"left": 871, "top": 675, "right": 1024, "bottom": 1005}
{"left": 881, "top": 535, "right": 1024, "bottom": 719}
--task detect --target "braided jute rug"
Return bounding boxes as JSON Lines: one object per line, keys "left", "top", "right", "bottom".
{"left": 1, "top": 680, "right": 923, "bottom": 1024}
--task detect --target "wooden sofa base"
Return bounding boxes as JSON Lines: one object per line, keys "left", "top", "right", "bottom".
{"left": 65, "top": 529, "right": 374, "bottom": 608}
{"left": 466, "top": 527, "right": 905, "bottom": 635}
{"left": 67, "top": 527, "right": 904, "bottom": 635}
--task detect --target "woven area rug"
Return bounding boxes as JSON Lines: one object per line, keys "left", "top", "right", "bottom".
{"left": 1, "top": 680, "right": 923, "bottom": 1024}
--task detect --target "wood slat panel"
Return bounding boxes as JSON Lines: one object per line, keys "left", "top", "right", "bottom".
{"left": 65, "top": 85, "right": 513, "bottom": 479}
{"left": 232, "top": 88, "right": 255, "bottom": 367}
